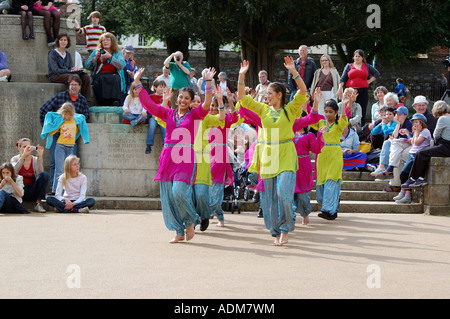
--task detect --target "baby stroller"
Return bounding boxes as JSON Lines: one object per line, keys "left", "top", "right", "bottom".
{"left": 223, "top": 152, "right": 246, "bottom": 214}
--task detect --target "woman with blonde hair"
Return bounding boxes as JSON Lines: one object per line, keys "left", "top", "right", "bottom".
{"left": 310, "top": 54, "right": 340, "bottom": 115}
{"left": 85, "top": 32, "right": 126, "bottom": 105}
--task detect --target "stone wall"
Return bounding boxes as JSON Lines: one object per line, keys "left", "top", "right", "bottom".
{"left": 423, "top": 157, "right": 450, "bottom": 216}
{"left": 0, "top": 16, "right": 77, "bottom": 163}
{"left": 0, "top": 15, "right": 76, "bottom": 82}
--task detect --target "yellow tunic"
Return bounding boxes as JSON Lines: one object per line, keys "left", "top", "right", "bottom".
{"left": 311, "top": 117, "right": 349, "bottom": 185}
{"left": 194, "top": 113, "right": 225, "bottom": 185}
{"left": 239, "top": 93, "right": 307, "bottom": 179}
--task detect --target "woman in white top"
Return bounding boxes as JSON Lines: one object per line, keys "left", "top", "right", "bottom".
{"left": 310, "top": 54, "right": 340, "bottom": 115}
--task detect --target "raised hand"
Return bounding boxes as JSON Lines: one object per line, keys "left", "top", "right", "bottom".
{"left": 313, "top": 87, "right": 322, "bottom": 102}
{"left": 239, "top": 60, "right": 250, "bottom": 75}
{"left": 134, "top": 68, "right": 145, "bottom": 83}
{"left": 203, "top": 67, "right": 216, "bottom": 81}
{"left": 283, "top": 56, "right": 296, "bottom": 72}
{"left": 214, "top": 84, "right": 224, "bottom": 100}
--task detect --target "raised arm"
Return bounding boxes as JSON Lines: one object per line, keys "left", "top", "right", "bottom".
{"left": 202, "top": 67, "right": 216, "bottom": 111}
{"left": 214, "top": 84, "right": 226, "bottom": 122}
{"left": 284, "top": 56, "right": 306, "bottom": 95}
{"left": 237, "top": 60, "right": 250, "bottom": 101}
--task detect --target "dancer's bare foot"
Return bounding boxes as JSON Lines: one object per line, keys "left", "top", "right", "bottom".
{"left": 216, "top": 220, "right": 225, "bottom": 227}
{"left": 169, "top": 235, "right": 185, "bottom": 244}
{"left": 280, "top": 233, "right": 289, "bottom": 245}
{"left": 186, "top": 224, "right": 195, "bottom": 241}
{"left": 273, "top": 237, "right": 282, "bottom": 246}
{"left": 302, "top": 216, "right": 309, "bottom": 225}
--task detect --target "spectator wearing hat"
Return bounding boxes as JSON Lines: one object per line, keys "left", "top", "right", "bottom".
{"left": 412, "top": 95, "right": 437, "bottom": 135}
{"left": 392, "top": 112, "right": 432, "bottom": 204}
{"left": 123, "top": 44, "right": 138, "bottom": 92}
{"left": 403, "top": 100, "right": 450, "bottom": 189}
{"left": 375, "top": 106, "right": 413, "bottom": 188}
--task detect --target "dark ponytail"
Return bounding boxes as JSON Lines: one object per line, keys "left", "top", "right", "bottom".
{"left": 325, "top": 99, "right": 339, "bottom": 125}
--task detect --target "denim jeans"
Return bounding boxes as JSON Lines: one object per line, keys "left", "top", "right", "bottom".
{"left": 122, "top": 112, "right": 147, "bottom": 126}
{"left": 23, "top": 171, "right": 49, "bottom": 202}
{"left": 380, "top": 139, "right": 392, "bottom": 166}
{"left": 147, "top": 117, "right": 166, "bottom": 146}
{"left": 49, "top": 133, "right": 77, "bottom": 190}
{"left": 46, "top": 196, "right": 96, "bottom": 213}
{"left": 53, "top": 144, "right": 76, "bottom": 192}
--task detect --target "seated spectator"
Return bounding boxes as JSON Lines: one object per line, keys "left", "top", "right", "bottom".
{"left": 370, "top": 106, "right": 396, "bottom": 175}
{"left": 47, "top": 33, "right": 91, "bottom": 102}
{"left": 146, "top": 79, "right": 170, "bottom": 154}
{"left": 0, "top": 48, "right": 11, "bottom": 82}
{"left": 411, "top": 95, "right": 437, "bottom": 135}
{"left": 10, "top": 138, "right": 49, "bottom": 212}
{"left": 374, "top": 106, "right": 413, "bottom": 191}
{"left": 384, "top": 91, "right": 403, "bottom": 109}
{"left": 217, "top": 71, "right": 235, "bottom": 102}
{"left": 46, "top": 155, "right": 95, "bottom": 213}
{"left": 0, "top": 162, "right": 29, "bottom": 214}
{"left": 155, "top": 66, "right": 171, "bottom": 88}
{"left": 401, "top": 101, "right": 450, "bottom": 189}
{"left": 122, "top": 44, "right": 138, "bottom": 93}
{"left": 392, "top": 113, "right": 432, "bottom": 204}
{"left": 371, "top": 86, "right": 388, "bottom": 123}
{"left": 9, "top": 0, "right": 34, "bottom": 41}
{"left": 341, "top": 124, "right": 367, "bottom": 170}
{"left": 189, "top": 68, "right": 200, "bottom": 94}
{"left": 85, "top": 32, "right": 126, "bottom": 106}
{"left": 338, "top": 87, "right": 362, "bottom": 133}
{"left": 197, "top": 68, "right": 215, "bottom": 96}
{"left": 33, "top": 0, "right": 60, "bottom": 46}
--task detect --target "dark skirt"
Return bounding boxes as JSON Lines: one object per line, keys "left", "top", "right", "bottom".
{"left": 92, "top": 73, "right": 122, "bottom": 106}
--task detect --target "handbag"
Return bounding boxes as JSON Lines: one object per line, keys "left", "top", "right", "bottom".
{"left": 358, "top": 142, "right": 371, "bottom": 153}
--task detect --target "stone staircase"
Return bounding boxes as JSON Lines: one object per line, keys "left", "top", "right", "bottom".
{"left": 61, "top": 170, "right": 422, "bottom": 214}
{"left": 27, "top": 106, "right": 423, "bottom": 215}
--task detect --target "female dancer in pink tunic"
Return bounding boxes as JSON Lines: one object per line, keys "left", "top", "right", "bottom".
{"left": 134, "top": 67, "right": 215, "bottom": 243}
{"left": 208, "top": 95, "right": 239, "bottom": 227}
{"left": 291, "top": 90, "right": 325, "bottom": 225}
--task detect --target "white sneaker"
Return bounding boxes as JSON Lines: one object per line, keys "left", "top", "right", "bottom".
{"left": 393, "top": 192, "right": 405, "bottom": 201}
{"left": 34, "top": 203, "right": 46, "bottom": 213}
{"left": 0, "top": 75, "right": 8, "bottom": 82}
{"left": 370, "top": 166, "right": 384, "bottom": 176}
{"left": 78, "top": 207, "right": 90, "bottom": 214}
{"left": 396, "top": 197, "right": 411, "bottom": 204}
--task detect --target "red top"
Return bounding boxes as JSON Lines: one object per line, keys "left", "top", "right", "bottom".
{"left": 99, "top": 61, "right": 117, "bottom": 74}
{"left": 346, "top": 63, "right": 369, "bottom": 88}
{"left": 19, "top": 160, "right": 35, "bottom": 186}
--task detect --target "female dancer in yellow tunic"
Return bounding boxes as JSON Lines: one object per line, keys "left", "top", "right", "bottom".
{"left": 237, "top": 57, "right": 307, "bottom": 246}
{"left": 311, "top": 98, "right": 349, "bottom": 220}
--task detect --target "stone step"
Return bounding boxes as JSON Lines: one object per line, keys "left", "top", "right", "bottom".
{"left": 58, "top": 196, "right": 421, "bottom": 214}
{"left": 311, "top": 190, "right": 397, "bottom": 201}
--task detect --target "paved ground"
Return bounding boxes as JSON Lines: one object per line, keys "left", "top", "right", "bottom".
{"left": 1, "top": 210, "right": 449, "bottom": 299}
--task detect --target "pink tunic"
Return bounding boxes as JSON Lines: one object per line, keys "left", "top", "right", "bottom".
{"left": 209, "top": 112, "right": 238, "bottom": 186}
{"left": 238, "top": 105, "right": 265, "bottom": 191}
{"left": 292, "top": 111, "right": 325, "bottom": 193}
{"left": 139, "top": 89, "right": 208, "bottom": 185}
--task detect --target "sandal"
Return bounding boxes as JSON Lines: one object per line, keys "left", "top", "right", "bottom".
{"left": 375, "top": 170, "right": 394, "bottom": 179}
{"left": 384, "top": 185, "right": 401, "bottom": 192}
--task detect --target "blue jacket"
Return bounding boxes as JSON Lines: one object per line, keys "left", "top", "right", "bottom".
{"left": 41, "top": 112, "right": 90, "bottom": 149}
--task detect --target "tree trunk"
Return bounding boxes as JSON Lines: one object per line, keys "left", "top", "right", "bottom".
{"left": 239, "top": 22, "right": 277, "bottom": 89}
{"left": 166, "top": 36, "right": 190, "bottom": 61}
{"left": 205, "top": 38, "right": 221, "bottom": 75}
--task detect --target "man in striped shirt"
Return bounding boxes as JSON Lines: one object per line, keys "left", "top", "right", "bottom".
{"left": 74, "top": 11, "right": 106, "bottom": 53}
